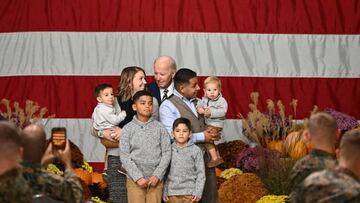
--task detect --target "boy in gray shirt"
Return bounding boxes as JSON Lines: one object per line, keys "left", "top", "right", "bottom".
{"left": 163, "top": 117, "right": 205, "bottom": 203}
{"left": 120, "top": 90, "right": 171, "bottom": 203}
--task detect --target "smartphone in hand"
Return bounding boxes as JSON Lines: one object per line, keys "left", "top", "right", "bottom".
{"left": 51, "top": 127, "right": 67, "bottom": 149}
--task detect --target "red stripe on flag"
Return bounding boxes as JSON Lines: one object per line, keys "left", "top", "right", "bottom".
{"left": 0, "top": 0, "right": 359, "bottom": 34}
{"left": 1, "top": 76, "right": 359, "bottom": 119}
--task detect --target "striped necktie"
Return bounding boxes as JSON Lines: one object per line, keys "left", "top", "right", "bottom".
{"left": 162, "top": 89, "right": 168, "bottom": 101}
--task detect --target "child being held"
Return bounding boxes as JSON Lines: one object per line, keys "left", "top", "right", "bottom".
{"left": 92, "top": 83, "right": 127, "bottom": 132}
{"left": 163, "top": 117, "right": 205, "bottom": 203}
{"left": 197, "top": 76, "right": 228, "bottom": 168}
{"left": 92, "top": 83, "right": 127, "bottom": 173}
{"left": 120, "top": 90, "right": 171, "bottom": 203}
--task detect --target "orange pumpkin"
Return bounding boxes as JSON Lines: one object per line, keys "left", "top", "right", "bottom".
{"left": 92, "top": 172, "right": 107, "bottom": 190}
{"left": 267, "top": 140, "right": 284, "bottom": 154}
{"left": 289, "top": 141, "right": 308, "bottom": 160}
{"left": 215, "top": 167, "right": 222, "bottom": 177}
{"left": 284, "top": 131, "right": 302, "bottom": 154}
{"left": 73, "top": 168, "right": 92, "bottom": 185}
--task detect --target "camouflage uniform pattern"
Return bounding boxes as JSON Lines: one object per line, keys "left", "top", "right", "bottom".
{"left": 22, "top": 162, "right": 84, "bottom": 203}
{"left": 290, "top": 166, "right": 360, "bottom": 203}
{"left": 289, "top": 149, "right": 337, "bottom": 191}
{"left": 0, "top": 168, "right": 32, "bottom": 203}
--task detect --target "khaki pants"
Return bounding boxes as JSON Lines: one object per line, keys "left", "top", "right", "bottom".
{"left": 127, "top": 178, "right": 163, "bottom": 203}
{"left": 168, "top": 195, "right": 193, "bottom": 203}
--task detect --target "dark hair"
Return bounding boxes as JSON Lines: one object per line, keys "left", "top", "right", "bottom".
{"left": 94, "top": 83, "right": 112, "bottom": 97}
{"left": 132, "top": 90, "right": 153, "bottom": 102}
{"left": 172, "top": 117, "right": 192, "bottom": 131}
{"left": 174, "top": 68, "right": 197, "bottom": 88}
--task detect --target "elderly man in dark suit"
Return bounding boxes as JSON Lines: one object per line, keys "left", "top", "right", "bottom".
{"left": 148, "top": 55, "right": 177, "bottom": 104}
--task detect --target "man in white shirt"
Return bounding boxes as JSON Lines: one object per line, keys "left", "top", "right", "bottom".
{"left": 159, "top": 68, "right": 220, "bottom": 203}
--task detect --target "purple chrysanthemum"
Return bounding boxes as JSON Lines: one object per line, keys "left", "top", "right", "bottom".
{"left": 236, "top": 147, "right": 280, "bottom": 172}
{"left": 324, "top": 108, "right": 358, "bottom": 131}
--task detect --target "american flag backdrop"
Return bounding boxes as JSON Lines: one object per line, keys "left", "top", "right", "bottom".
{"left": 0, "top": 0, "right": 359, "bottom": 166}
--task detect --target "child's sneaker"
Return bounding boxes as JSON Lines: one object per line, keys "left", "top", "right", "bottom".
{"left": 207, "top": 157, "right": 224, "bottom": 168}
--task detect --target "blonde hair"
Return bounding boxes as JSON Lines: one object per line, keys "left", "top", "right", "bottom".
{"left": 117, "top": 66, "right": 145, "bottom": 102}
{"left": 308, "top": 112, "right": 337, "bottom": 139}
{"left": 204, "top": 76, "right": 222, "bottom": 90}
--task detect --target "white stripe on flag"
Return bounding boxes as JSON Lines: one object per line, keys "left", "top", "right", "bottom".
{"left": 0, "top": 32, "right": 359, "bottom": 77}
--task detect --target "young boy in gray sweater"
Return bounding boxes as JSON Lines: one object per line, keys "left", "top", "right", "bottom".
{"left": 120, "top": 90, "right": 171, "bottom": 203}
{"left": 163, "top": 117, "right": 205, "bottom": 203}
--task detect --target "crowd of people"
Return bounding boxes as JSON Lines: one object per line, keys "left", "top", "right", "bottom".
{"left": 1, "top": 55, "right": 359, "bottom": 203}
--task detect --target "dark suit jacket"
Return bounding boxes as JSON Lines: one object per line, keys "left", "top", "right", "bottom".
{"left": 147, "top": 82, "right": 161, "bottom": 104}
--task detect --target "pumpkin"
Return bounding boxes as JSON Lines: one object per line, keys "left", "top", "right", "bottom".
{"left": 289, "top": 141, "right": 308, "bottom": 160}
{"left": 92, "top": 172, "right": 107, "bottom": 190}
{"left": 215, "top": 167, "right": 222, "bottom": 177}
{"left": 73, "top": 168, "right": 92, "bottom": 185}
{"left": 284, "top": 131, "right": 302, "bottom": 154}
{"left": 267, "top": 140, "right": 284, "bottom": 154}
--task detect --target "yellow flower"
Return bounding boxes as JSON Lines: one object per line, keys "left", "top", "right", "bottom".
{"left": 46, "top": 164, "right": 64, "bottom": 176}
{"left": 90, "top": 196, "right": 106, "bottom": 203}
{"left": 220, "top": 168, "right": 243, "bottom": 180}
{"left": 256, "top": 195, "right": 288, "bottom": 203}
{"left": 81, "top": 161, "right": 93, "bottom": 173}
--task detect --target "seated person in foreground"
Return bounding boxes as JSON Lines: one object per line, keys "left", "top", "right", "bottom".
{"left": 0, "top": 121, "right": 32, "bottom": 202}
{"left": 21, "top": 124, "right": 84, "bottom": 203}
{"left": 290, "top": 129, "right": 360, "bottom": 203}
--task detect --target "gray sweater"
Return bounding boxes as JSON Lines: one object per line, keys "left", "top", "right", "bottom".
{"left": 92, "top": 103, "right": 126, "bottom": 130}
{"left": 163, "top": 140, "right": 205, "bottom": 198}
{"left": 120, "top": 116, "right": 171, "bottom": 182}
{"left": 198, "top": 94, "right": 228, "bottom": 128}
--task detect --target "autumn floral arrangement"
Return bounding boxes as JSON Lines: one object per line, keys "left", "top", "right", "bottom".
{"left": 0, "top": 98, "right": 55, "bottom": 128}
{"left": 236, "top": 146, "right": 280, "bottom": 172}
{"left": 217, "top": 92, "right": 359, "bottom": 201}
{"left": 238, "top": 92, "right": 314, "bottom": 160}
{"left": 236, "top": 92, "right": 310, "bottom": 195}
{"left": 238, "top": 92, "right": 304, "bottom": 147}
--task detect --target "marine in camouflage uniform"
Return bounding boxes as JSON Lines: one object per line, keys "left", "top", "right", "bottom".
{"left": 289, "top": 149, "right": 337, "bottom": 191}
{"left": 288, "top": 149, "right": 337, "bottom": 191}
{"left": 22, "top": 161, "right": 84, "bottom": 203}
{"left": 0, "top": 168, "right": 32, "bottom": 203}
{"left": 290, "top": 166, "right": 360, "bottom": 203}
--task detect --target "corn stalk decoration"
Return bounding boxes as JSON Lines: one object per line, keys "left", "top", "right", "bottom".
{"left": 0, "top": 98, "right": 55, "bottom": 128}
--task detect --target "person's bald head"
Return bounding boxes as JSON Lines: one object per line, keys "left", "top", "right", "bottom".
{"left": 307, "top": 112, "right": 337, "bottom": 143}
{"left": 22, "top": 124, "right": 47, "bottom": 163}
